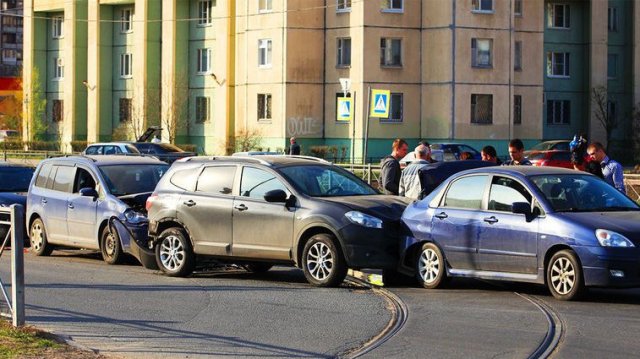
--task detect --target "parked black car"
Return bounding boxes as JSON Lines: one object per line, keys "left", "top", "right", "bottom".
{"left": 418, "top": 160, "right": 497, "bottom": 198}
{"left": 0, "top": 162, "right": 35, "bottom": 246}
{"left": 146, "top": 155, "right": 410, "bottom": 286}
{"left": 130, "top": 142, "right": 196, "bottom": 164}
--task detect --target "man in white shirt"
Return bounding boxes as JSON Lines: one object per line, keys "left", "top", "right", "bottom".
{"left": 399, "top": 144, "right": 432, "bottom": 199}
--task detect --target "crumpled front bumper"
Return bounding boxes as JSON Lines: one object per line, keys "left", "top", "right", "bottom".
{"left": 109, "top": 218, "right": 158, "bottom": 270}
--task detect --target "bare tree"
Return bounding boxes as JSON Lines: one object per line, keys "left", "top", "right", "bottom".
{"left": 161, "top": 75, "right": 190, "bottom": 143}
{"left": 592, "top": 86, "right": 618, "bottom": 153}
{"left": 233, "top": 128, "right": 263, "bottom": 152}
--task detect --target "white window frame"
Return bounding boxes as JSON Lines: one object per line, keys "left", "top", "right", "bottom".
{"left": 546, "top": 100, "right": 570, "bottom": 125}
{"left": 336, "top": 0, "right": 352, "bottom": 13}
{"left": 514, "top": 41, "right": 522, "bottom": 71}
{"left": 382, "top": 0, "right": 404, "bottom": 13}
{"left": 198, "top": 0, "right": 213, "bottom": 26}
{"left": 608, "top": 7, "right": 618, "bottom": 32}
{"left": 52, "top": 15, "right": 64, "bottom": 38}
{"left": 470, "top": 94, "right": 493, "bottom": 124}
{"left": 380, "top": 38, "right": 402, "bottom": 67}
{"left": 514, "top": 0, "right": 523, "bottom": 16}
{"left": 257, "top": 93, "right": 272, "bottom": 121}
{"left": 548, "top": 3, "right": 570, "bottom": 29}
{"left": 195, "top": 96, "right": 210, "bottom": 123}
{"left": 258, "top": 0, "right": 273, "bottom": 13}
{"left": 120, "top": 53, "right": 133, "bottom": 78}
{"left": 53, "top": 57, "right": 64, "bottom": 80}
{"left": 471, "top": 0, "right": 494, "bottom": 14}
{"left": 471, "top": 38, "right": 492, "bottom": 68}
{"left": 258, "top": 39, "right": 272, "bottom": 68}
{"left": 337, "top": 37, "right": 351, "bottom": 67}
{"left": 381, "top": 93, "right": 403, "bottom": 123}
{"left": 547, "top": 52, "right": 570, "bottom": 78}
{"left": 120, "top": 8, "right": 133, "bottom": 33}
{"left": 197, "top": 48, "right": 211, "bottom": 74}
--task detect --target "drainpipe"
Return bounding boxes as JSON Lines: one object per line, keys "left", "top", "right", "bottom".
{"left": 450, "top": 0, "right": 456, "bottom": 140}
{"left": 226, "top": 0, "right": 236, "bottom": 153}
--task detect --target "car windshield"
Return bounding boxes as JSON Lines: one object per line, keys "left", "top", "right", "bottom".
{"left": 99, "top": 164, "right": 168, "bottom": 196}
{"left": 0, "top": 167, "right": 34, "bottom": 192}
{"left": 530, "top": 142, "right": 557, "bottom": 151}
{"left": 279, "top": 165, "right": 377, "bottom": 197}
{"left": 531, "top": 174, "right": 639, "bottom": 212}
{"left": 528, "top": 152, "right": 547, "bottom": 161}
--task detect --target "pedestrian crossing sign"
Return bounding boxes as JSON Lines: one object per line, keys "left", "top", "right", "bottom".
{"left": 337, "top": 97, "right": 353, "bottom": 122}
{"left": 369, "top": 89, "right": 390, "bottom": 118}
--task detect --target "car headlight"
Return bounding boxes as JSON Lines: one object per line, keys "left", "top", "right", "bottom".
{"left": 595, "top": 229, "right": 635, "bottom": 248}
{"left": 124, "top": 209, "right": 147, "bottom": 224}
{"left": 345, "top": 211, "right": 383, "bottom": 229}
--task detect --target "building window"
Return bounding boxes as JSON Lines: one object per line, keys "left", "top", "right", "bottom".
{"left": 471, "top": 94, "right": 493, "bottom": 124}
{"left": 257, "top": 94, "right": 272, "bottom": 121}
{"left": 258, "top": 0, "right": 272, "bottom": 12}
{"left": 514, "top": 41, "right": 522, "bottom": 71}
{"left": 547, "top": 4, "right": 570, "bottom": 29}
{"left": 337, "top": 0, "right": 351, "bottom": 12}
{"left": 546, "top": 52, "right": 570, "bottom": 77}
{"left": 383, "top": 0, "right": 403, "bottom": 12}
{"left": 258, "top": 39, "right": 272, "bottom": 67}
{"left": 382, "top": 93, "right": 403, "bottom": 122}
{"left": 514, "top": 0, "right": 523, "bottom": 16}
{"left": 197, "top": 48, "right": 211, "bottom": 74}
{"left": 120, "top": 53, "right": 132, "bottom": 78}
{"left": 471, "top": 38, "right": 492, "bottom": 68}
{"left": 119, "top": 98, "right": 132, "bottom": 122}
{"left": 471, "top": 0, "right": 493, "bottom": 13}
{"left": 514, "top": 95, "right": 522, "bottom": 125}
{"left": 608, "top": 7, "right": 618, "bottom": 32}
{"left": 380, "top": 38, "right": 402, "bottom": 67}
{"left": 337, "top": 38, "right": 351, "bottom": 67}
{"left": 120, "top": 8, "right": 133, "bottom": 33}
{"left": 198, "top": 0, "right": 213, "bottom": 25}
{"left": 546, "top": 100, "right": 570, "bottom": 125}
{"left": 607, "top": 101, "right": 617, "bottom": 123}
{"left": 53, "top": 57, "right": 64, "bottom": 79}
{"left": 608, "top": 54, "right": 618, "bottom": 79}
{"left": 52, "top": 100, "right": 63, "bottom": 122}
{"left": 52, "top": 15, "right": 63, "bottom": 38}
{"left": 195, "top": 96, "right": 210, "bottom": 123}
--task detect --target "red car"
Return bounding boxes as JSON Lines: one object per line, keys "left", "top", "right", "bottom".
{"left": 527, "top": 150, "right": 574, "bottom": 169}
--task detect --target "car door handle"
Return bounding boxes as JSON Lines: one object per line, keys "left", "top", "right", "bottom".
{"left": 434, "top": 212, "right": 448, "bottom": 220}
{"left": 234, "top": 204, "right": 248, "bottom": 211}
{"left": 183, "top": 200, "right": 196, "bottom": 207}
{"left": 68, "top": 204, "right": 74, "bottom": 209}
{"left": 484, "top": 216, "right": 498, "bottom": 224}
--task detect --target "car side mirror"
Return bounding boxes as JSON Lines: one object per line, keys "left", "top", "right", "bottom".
{"left": 512, "top": 202, "right": 531, "bottom": 216}
{"left": 79, "top": 187, "right": 98, "bottom": 199}
{"left": 264, "top": 189, "right": 288, "bottom": 203}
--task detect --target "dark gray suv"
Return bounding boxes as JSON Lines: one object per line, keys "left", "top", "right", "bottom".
{"left": 147, "top": 156, "right": 409, "bottom": 287}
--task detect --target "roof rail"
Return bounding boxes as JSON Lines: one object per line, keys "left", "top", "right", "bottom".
{"left": 285, "top": 155, "right": 331, "bottom": 164}
{"left": 177, "top": 155, "right": 272, "bottom": 166}
{"left": 54, "top": 154, "right": 97, "bottom": 162}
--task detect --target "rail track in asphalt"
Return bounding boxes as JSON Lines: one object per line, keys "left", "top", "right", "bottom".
{"left": 516, "top": 293, "right": 564, "bottom": 359}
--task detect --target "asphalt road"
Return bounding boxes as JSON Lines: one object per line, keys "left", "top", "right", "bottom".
{"left": 2, "top": 250, "right": 640, "bottom": 358}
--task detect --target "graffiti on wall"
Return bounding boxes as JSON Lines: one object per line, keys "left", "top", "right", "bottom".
{"left": 286, "top": 117, "right": 323, "bottom": 137}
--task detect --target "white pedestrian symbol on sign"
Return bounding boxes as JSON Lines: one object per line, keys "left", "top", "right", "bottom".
{"left": 340, "top": 101, "right": 350, "bottom": 117}
{"left": 373, "top": 95, "right": 387, "bottom": 113}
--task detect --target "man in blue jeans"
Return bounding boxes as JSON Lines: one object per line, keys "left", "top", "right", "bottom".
{"left": 587, "top": 142, "right": 626, "bottom": 194}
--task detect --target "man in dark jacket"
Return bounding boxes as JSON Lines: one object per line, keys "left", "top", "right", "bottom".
{"left": 379, "top": 138, "right": 408, "bottom": 195}
{"left": 289, "top": 137, "right": 301, "bottom": 155}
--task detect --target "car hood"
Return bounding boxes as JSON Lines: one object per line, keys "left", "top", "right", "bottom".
{"left": 319, "top": 195, "right": 411, "bottom": 221}
{"left": 117, "top": 192, "right": 152, "bottom": 214}
{"left": 559, "top": 211, "right": 640, "bottom": 243}
{"left": 0, "top": 192, "right": 27, "bottom": 206}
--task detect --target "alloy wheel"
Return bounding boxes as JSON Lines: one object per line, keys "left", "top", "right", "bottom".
{"left": 305, "top": 242, "right": 334, "bottom": 281}
{"left": 550, "top": 257, "right": 575, "bottom": 295}
{"left": 418, "top": 248, "right": 440, "bottom": 284}
{"left": 31, "top": 222, "right": 43, "bottom": 251}
{"left": 159, "top": 235, "right": 185, "bottom": 271}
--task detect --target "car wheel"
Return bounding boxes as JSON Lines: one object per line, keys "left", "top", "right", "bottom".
{"left": 155, "top": 227, "right": 195, "bottom": 277}
{"left": 302, "top": 234, "right": 347, "bottom": 287}
{"left": 30, "top": 218, "right": 53, "bottom": 256}
{"left": 244, "top": 263, "right": 273, "bottom": 273}
{"left": 416, "top": 242, "right": 447, "bottom": 289}
{"left": 100, "top": 226, "right": 122, "bottom": 265}
{"left": 547, "top": 250, "right": 585, "bottom": 301}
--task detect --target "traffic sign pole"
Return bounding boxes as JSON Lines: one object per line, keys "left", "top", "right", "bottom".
{"left": 363, "top": 86, "right": 371, "bottom": 164}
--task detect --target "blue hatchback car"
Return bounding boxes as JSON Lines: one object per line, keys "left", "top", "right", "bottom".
{"left": 399, "top": 166, "right": 640, "bottom": 300}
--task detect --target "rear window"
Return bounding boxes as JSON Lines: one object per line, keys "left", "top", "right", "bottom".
{"left": 551, "top": 152, "right": 571, "bottom": 161}
{"left": 196, "top": 166, "right": 236, "bottom": 195}
{"left": 52, "top": 166, "right": 75, "bottom": 193}
{"left": 85, "top": 146, "right": 101, "bottom": 155}
{"left": 443, "top": 175, "right": 488, "bottom": 209}
{"left": 170, "top": 168, "right": 199, "bottom": 190}
{"left": 34, "top": 163, "right": 53, "bottom": 188}
{"left": 528, "top": 152, "right": 546, "bottom": 161}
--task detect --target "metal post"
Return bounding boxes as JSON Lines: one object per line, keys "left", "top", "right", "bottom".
{"left": 363, "top": 86, "right": 371, "bottom": 164}
{"left": 10, "top": 204, "right": 24, "bottom": 327}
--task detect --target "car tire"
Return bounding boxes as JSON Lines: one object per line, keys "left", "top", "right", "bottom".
{"left": 302, "top": 234, "right": 347, "bottom": 287}
{"left": 155, "top": 227, "right": 195, "bottom": 277}
{"left": 415, "top": 242, "right": 447, "bottom": 289}
{"left": 547, "top": 250, "right": 585, "bottom": 301}
{"left": 100, "top": 226, "right": 122, "bottom": 265}
{"left": 244, "top": 263, "right": 273, "bottom": 273}
{"left": 30, "top": 218, "right": 53, "bottom": 256}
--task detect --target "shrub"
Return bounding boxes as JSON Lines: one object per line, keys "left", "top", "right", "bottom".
{"left": 176, "top": 144, "right": 198, "bottom": 153}
{"left": 70, "top": 141, "right": 88, "bottom": 153}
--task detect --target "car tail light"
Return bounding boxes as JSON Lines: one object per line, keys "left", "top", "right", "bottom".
{"left": 146, "top": 192, "right": 158, "bottom": 212}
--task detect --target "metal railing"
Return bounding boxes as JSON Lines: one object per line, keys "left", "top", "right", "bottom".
{"left": 0, "top": 204, "right": 25, "bottom": 327}
{"left": 336, "top": 163, "right": 381, "bottom": 186}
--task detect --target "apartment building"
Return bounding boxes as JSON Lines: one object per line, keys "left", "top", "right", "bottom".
{"left": 23, "top": 0, "right": 640, "bottom": 158}
{"left": 0, "top": 0, "right": 22, "bottom": 76}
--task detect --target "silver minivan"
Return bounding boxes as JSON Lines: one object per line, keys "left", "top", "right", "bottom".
{"left": 26, "top": 155, "right": 168, "bottom": 267}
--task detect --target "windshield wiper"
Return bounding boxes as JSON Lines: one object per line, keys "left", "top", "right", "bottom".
{"left": 594, "top": 206, "right": 640, "bottom": 212}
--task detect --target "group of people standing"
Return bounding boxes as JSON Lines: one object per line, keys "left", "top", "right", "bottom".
{"left": 380, "top": 138, "right": 626, "bottom": 200}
